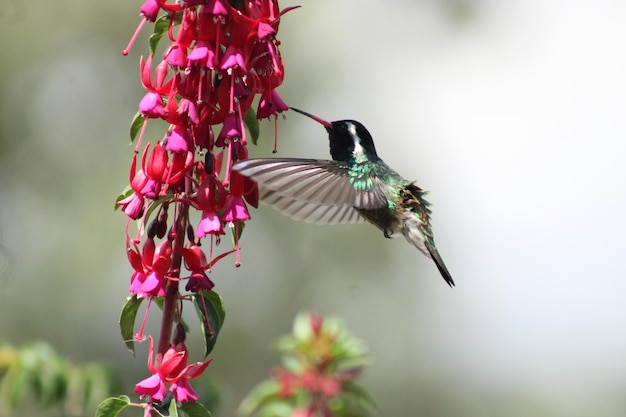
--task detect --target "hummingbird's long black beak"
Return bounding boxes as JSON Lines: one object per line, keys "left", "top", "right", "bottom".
{"left": 289, "top": 107, "right": 332, "bottom": 130}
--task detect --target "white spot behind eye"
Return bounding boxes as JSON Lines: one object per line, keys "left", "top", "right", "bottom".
{"left": 348, "top": 123, "right": 357, "bottom": 136}
{"left": 348, "top": 123, "right": 364, "bottom": 154}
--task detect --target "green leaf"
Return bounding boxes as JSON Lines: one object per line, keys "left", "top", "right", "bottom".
{"left": 114, "top": 186, "right": 133, "bottom": 211}
{"left": 245, "top": 401, "right": 293, "bottom": 417}
{"left": 237, "top": 380, "right": 281, "bottom": 417}
{"left": 169, "top": 396, "right": 179, "bottom": 417}
{"left": 244, "top": 108, "right": 260, "bottom": 145}
{"left": 119, "top": 296, "right": 143, "bottom": 355}
{"left": 338, "top": 381, "right": 378, "bottom": 415}
{"left": 193, "top": 291, "right": 226, "bottom": 358}
{"left": 95, "top": 396, "right": 131, "bottom": 417}
{"left": 150, "top": 14, "right": 170, "bottom": 54}
{"left": 79, "top": 364, "right": 120, "bottom": 412}
{"left": 129, "top": 111, "right": 146, "bottom": 143}
{"left": 180, "top": 401, "right": 213, "bottom": 417}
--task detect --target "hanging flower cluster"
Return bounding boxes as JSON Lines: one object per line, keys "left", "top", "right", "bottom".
{"left": 114, "top": 0, "right": 294, "bottom": 411}
{"left": 120, "top": 0, "right": 295, "bottom": 268}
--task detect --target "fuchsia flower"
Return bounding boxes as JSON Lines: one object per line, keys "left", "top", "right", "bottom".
{"left": 181, "top": 245, "right": 215, "bottom": 292}
{"left": 223, "top": 170, "right": 255, "bottom": 222}
{"left": 196, "top": 211, "right": 224, "bottom": 237}
{"left": 135, "top": 337, "right": 211, "bottom": 402}
{"left": 128, "top": 238, "right": 172, "bottom": 297}
{"left": 258, "top": 89, "right": 289, "bottom": 119}
{"left": 195, "top": 172, "right": 226, "bottom": 238}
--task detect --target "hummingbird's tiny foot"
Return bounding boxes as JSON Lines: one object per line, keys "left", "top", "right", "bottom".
{"left": 384, "top": 230, "right": 393, "bottom": 239}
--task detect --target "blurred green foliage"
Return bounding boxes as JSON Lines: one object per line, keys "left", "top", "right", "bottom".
{"left": 0, "top": 340, "right": 120, "bottom": 417}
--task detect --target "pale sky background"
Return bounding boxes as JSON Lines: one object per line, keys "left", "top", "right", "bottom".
{"left": 0, "top": 1, "right": 625, "bottom": 416}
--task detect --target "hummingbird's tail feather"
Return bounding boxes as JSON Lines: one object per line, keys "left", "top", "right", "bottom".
{"left": 425, "top": 242, "right": 455, "bottom": 287}
{"left": 401, "top": 213, "right": 454, "bottom": 287}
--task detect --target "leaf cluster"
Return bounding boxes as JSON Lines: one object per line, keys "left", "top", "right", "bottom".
{"left": 239, "top": 313, "right": 377, "bottom": 417}
{"left": 0, "top": 341, "right": 120, "bottom": 416}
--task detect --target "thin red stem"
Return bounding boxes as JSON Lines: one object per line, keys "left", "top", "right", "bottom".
{"left": 156, "top": 182, "right": 190, "bottom": 357}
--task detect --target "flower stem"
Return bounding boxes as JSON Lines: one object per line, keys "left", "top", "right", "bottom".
{"left": 157, "top": 186, "right": 190, "bottom": 357}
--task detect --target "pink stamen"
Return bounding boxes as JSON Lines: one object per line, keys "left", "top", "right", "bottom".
{"left": 123, "top": 18, "right": 148, "bottom": 56}
{"left": 134, "top": 117, "right": 149, "bottom": 153}
{"left": 236, "top": 101, "right": 247, "bottom": 146}
{"left": 135, "top": 298, "right": 153, "bottom": 342}
{"left": 273, "top": 116, "right": 278, "bottom": 153}
{"left": 234, "top": 222, "right": 241, "bottom": 267}
{"left": 229, "top": 75, "right": 235, "bottom": 114}
{"left": 223, "top": 136, "right": 233, "bottom": 186}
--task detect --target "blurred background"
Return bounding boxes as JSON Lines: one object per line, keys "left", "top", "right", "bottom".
{"left": 1, "top": 0, "right": 625, "bottom": 416}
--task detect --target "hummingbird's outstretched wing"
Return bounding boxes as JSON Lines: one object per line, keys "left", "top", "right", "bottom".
{"left": 232, "top": 158, "right": 389, "bottom": 225}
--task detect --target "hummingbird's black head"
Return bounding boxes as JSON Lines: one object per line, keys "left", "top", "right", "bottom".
{"left": 290, "top": 107, "right": 379, "bottom": 162}
{"left": 326, "top": 119, "right": 378, "bottom": 162}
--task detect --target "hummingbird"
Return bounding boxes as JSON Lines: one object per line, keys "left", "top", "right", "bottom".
{"left": 232, "top": 107, "right": 454, "bottom": 287}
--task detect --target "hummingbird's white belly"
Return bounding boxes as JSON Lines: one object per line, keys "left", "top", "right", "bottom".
{"left": 400, "top": 209, "right": 430, "bottom": 258}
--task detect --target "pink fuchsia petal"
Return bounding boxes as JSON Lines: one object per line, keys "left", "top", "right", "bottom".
{"left": 216, "top": 114, "right": 241, "bottom": 146}
{"left": 187, "top": 43, "right": 209, "bottom": 61}
{"left": 140, "top": 0, "right": 160, "bottom": 22}
{"left": 257, "top": 22, "right": 276, "bottom": 39}
{"left": 129, "top": 271, "right": 148, "bottom": 296}
{"left": 139, "top": 178, "right": 159, "bottom": 199}
{"left": 188, "top": 40, "right": 218, "bottom": 69}
{"left": 134, "top": 373, "right": 168, "bottom": 400}
{"left": 130, "top": 167, "right": 149, "bottom": 193}
{"left": 222, "top": 195, "right": 250, "bottom": 222}
{"left": 196, "top": 210, "right": 225, "bottom": 237}
{"left": 139, "top": 92, "right": 165, "bottom": 118}
{"left": 165, "top": 44, "right": 187, "bottom": 68}
{"left": 220, "top": 46, "right": 246, "bottom": 71}
{"left": 170, "top": 378, "right": 198, "bottom": 402}
{"left": 165, "top": 125, "right": 190, "bottom": 152}
{"left": 177, "top": 98, "right": 199, "bottom": 125}
{"left": 257, "top": 89, "right": 289, "bottom": 119}
{"left": 118, "top": 192, "right": 144, "bottom": 220}
{"left": 203, "top": 0, "right": 229, "bottom": 16}
{"left": 141, "top": 272, "right": 166, "bottom": 297}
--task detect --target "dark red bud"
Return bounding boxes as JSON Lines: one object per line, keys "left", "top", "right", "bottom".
{"left": 147, "top": 218, "right": 160, "bottom": 239}
{"left": 173, "top": 322, "right": 186, "bottom": 345}
{"left": 205, "top": 152, "right": 214, "bottom": 174}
